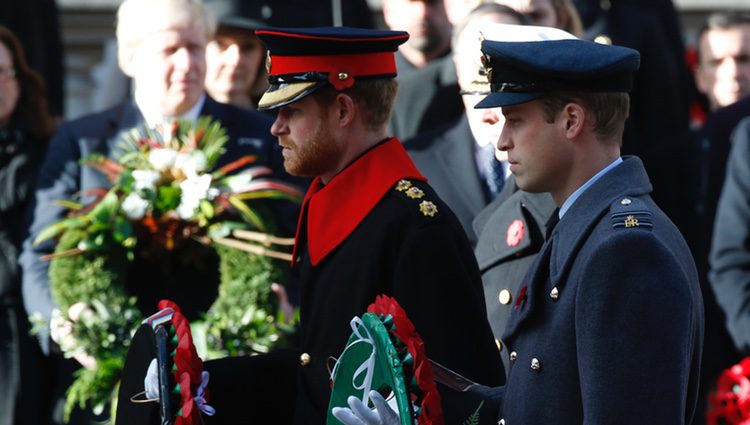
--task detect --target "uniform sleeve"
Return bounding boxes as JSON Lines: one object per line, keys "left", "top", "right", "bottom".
{"left": 709, "top": 118, "right": 750, "bottom": 354}
{"left": 576, "top": 231, "right": 700, "bottom": 424}
{"left": 19, "top": 123, "right": 81, "bottom": 352}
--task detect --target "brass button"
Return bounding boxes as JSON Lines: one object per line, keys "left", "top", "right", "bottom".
{"left": 338, "top": 72, "right": 349, "bottom": 80}
{"left": 531, "top": 357, "right": 541, "bottom": 371}
{"left": 594, "top": 34, "right": 612, "bottom": 45}
{"left": 498, "top": 289, "right": 512, "bottom": 305}
{"left": 509, "top": 351, "right": 517, "bottom": 361}
{"left": 495, "top": 338, "right": 503, "bottom": 351}
{"left": 499, "top": 420, "right": 506, "bottom": 425}
{"left": 550, "top": 287, "right": 559, "bottom": 301}
{"left": 620, "top": 198, "right": 631, "bottom": 206}
{"left": 299, "top": 352, "right": 311, "bottom": 366}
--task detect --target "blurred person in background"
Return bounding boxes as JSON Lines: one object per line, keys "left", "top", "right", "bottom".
{"left": 384, "top": 0, "right": 464, "bottom": 141}
{"left": 492, "top": 0, "right": 583, "bottom": 36}
{"left": 692, "top": 15, "right": 750, "bottom": 422}
{"left": 0, "top": 25, "right": 55, "bottom": 425}
{"left": 694, "top": 13, "right": 750, "bottom": 112}
{"left": 405, "top": 3, "right": 528, "bottom": 244}
{"left": 19, "top": 1, "right": 288, "bottom": 422}
{"left": 382, "top": 0, "right": 453, "bottom": 72}
{"left": 204, "top": 0, "right": 269, "bottom": 109}
{"left": 0, "top": 0, "right": 64, "bottom": 118}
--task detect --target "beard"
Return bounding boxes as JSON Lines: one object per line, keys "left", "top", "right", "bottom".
{"left": 280, "top": 115, "right": 345, "bottom": 178}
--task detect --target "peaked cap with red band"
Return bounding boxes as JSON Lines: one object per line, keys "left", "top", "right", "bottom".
{"left": 255, "top": 26, "right": 409, "bottom": 111}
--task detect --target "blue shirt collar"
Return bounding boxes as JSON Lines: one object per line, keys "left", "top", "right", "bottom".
{"left": 559, "top": 156, "right": 623, "bottom": 219}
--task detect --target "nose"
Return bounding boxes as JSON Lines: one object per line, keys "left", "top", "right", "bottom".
{"left": 497, "top": 123, "right": 512, "bottom": 151}
{"left": 271, "top": 113, "right": 287, "bottom": 137}
{"left": 224, "top": 43, "right": 241, "bottom": 66}
{"left": 719, "top": 57, "right": 740, "bottom": 80}
{"left": 482, "top": 109, "right": 500, "bottom": 125}
{"left": 174, "top": 46, "right": 203, "bottom": 73}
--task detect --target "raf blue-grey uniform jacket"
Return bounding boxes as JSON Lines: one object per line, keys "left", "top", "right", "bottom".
{"left": 497, "top": 156, "right": 703, "bottom": 424}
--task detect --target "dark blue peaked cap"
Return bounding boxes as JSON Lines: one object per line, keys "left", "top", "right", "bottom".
{"left": 475, "top": 38, "right": 641, "bottom": 108}
{"left": 255, "top": 27, "right": 409, "bottom": 110}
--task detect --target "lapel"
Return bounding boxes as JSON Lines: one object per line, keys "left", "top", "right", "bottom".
{"left": 433, "top": 116, "right": 486, "bottom": 214}
{"left": 472, "top": 174, "right": 517, "bottom": 235}
{"left": 104, "top": 99, "right": 147, "bottom": 160}
{"left": 502, "top": 156, "right": 652, "bottom": 340}
{"left": 474, "top": 190, "right": 534, "bottom": 271}
{"left": 474, "top": 185, "right": 556, "bottom": 272}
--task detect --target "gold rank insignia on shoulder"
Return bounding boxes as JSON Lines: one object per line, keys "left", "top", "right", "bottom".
{"left": 405, "top": 186, "right": 424, "bottom": 199}
{"left": 395, "top": 179, "right": 412, "bottom": 192}
{"left": 419, "top": 200, "right": 438, "bottom": 217}
{"left": 611, "top": 210, "right": 652, "bottom": 230}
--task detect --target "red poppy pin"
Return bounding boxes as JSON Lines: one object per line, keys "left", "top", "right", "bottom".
{"left": 506, "top": 219, "right": 525, "bottom": 247}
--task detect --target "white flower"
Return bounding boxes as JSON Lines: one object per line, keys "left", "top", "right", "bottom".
{"left": 176, "top": 174, "right": 213, "bottom": 219}
{"left": 175, "top": 151, "right": 208, "bottom": 177}
{"left": 148, "top": 148, "right": 178, "bottom": 171}
{"left": 121, "top": 193, "right": 149, "bottom": 220}
{"left": 131, "top": 169, "right": 161, "bottom": 193}
{"left": 176, "top": 201, "right": 198, "bottom": 220}
{"left": 223, "top": 172, "right": 253, "bottom": 193}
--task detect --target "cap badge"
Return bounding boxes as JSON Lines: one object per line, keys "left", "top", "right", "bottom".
{"left": 506, "top": 219, "right": 525, "bottom": 247}
{"left": 419, "top": 201, "right": 438, "bottom": 217}
{"left": 329, "top": 70, "right": 354, "bottom": 91}
{"left": 265, "top": 51, "right": 272, "bottom": 74}
{"left": 480, "top": 54, "right": 493, "bottom": 82}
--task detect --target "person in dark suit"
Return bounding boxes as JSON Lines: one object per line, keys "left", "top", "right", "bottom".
{"left": 19, "top": 1, "right": 288, "bottom": 423}
{"left": 337, "top": 24, "right": 704, "bottom": 425}
{"left": 405, "top": 3, "right": 527, "bottom": 245}
{"left": 383, "top": 0, "right": 464, "bottom": 141}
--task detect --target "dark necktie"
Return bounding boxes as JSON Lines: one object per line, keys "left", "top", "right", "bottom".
{"left": 482, "top": 144, "right": 505, "bottom": 201}
{"left": 545, "top": 208, "right": 561, "bottom": 240}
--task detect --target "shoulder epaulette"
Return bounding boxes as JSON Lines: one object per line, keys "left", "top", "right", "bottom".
{"left": 610, "top": 197, "right": 652, "bottom": 230}
{"left": 393, "top": 179, "right": 438, "bottom": 218}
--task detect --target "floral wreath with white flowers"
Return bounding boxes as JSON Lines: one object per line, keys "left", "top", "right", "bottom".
{"left": 33, "top": 117, "right": 303, "bottom": 420}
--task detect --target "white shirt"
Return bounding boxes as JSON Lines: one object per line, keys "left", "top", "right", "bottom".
{"left": 134, "top": 90, "right": 206, "bottom": 130}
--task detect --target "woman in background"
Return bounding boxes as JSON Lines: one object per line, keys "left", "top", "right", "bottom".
{"left": 0, "top": 25, "right": 55, "bottom": 425}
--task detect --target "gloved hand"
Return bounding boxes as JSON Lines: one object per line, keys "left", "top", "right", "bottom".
{"left": 331, "top": 390, "right": 401, "bottom": 425}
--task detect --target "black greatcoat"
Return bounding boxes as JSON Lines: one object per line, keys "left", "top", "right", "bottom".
{"left": 291, "top": 138, "right": 504, "bottom": 424}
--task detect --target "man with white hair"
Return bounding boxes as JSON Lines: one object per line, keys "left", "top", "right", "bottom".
{"left": 19, "top": 0, "right": 286, "bottom": 422}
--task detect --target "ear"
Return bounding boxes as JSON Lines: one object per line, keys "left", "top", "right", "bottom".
{"left": 561, "top": 102, "right": 586, "bottom": 139}
{"left": 334, "top": 93, "right": 356, "bottom": 128}
{"left": 118, "top": 44, "right": 137, "bottom": 78}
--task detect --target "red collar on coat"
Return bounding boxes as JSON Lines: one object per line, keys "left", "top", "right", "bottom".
{"left": 292, "top": 137, "right": 426, "bottom": 266}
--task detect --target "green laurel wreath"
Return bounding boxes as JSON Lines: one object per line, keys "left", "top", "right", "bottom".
{"left": 33, "top": 117, "right": 301, "bottom": 421}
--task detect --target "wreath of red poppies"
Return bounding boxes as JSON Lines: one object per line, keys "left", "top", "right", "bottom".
{"left": 367, "top": 295, "right": 444, "bottom": 425}
{"left": 707, "top": 356, "right": 750, "bottom": 425}
{"left": 156, "top": 300, "right": 208, "bottom": 425}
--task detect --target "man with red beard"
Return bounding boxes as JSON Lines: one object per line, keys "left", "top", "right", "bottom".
{"left": 252, "top": 27, "right": 504, "bottom": 424}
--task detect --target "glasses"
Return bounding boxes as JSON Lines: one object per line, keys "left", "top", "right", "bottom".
{"left": 0, "top": 66, "right": 16, "bottom": 81}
